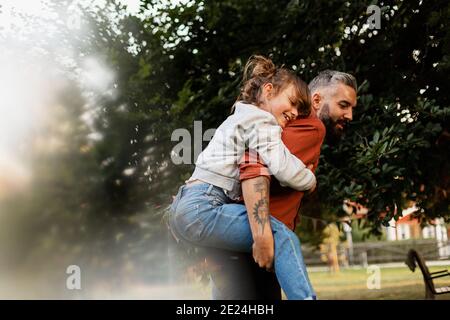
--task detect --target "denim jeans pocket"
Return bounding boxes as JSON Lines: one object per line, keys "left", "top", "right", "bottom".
{"left": 206, "top": 194, "right": 223, "bottom": 207}
{"left": 183, "top": 218, "right": 204, "bottom": 242}
{"left": 204, "top": 188, "right": 229, "bottom": 208}
{"left": 173, "top": 204, "right": 205, "bottom": 243}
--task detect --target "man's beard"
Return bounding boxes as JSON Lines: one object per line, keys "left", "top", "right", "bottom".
{"left": 318, "top": 103, "right": 347, "bottom": 144}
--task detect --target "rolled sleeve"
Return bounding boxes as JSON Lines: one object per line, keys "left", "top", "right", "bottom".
{"left": 238, "top": 150, "right": 271, "bottom": 182}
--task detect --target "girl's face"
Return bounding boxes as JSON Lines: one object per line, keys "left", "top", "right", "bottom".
{"left": 261, "top": 83, "right": 299, "bottom": 128}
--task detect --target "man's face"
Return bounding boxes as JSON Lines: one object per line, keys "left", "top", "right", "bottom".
{"left": 316, "top": 83, "right": 357, "bottom": 141}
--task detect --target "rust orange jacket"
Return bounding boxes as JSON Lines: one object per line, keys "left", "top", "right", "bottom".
{"left": 239, "top": 111, "right": 326, "bottom": 230}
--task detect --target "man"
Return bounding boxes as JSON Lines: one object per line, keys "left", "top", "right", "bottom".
{"left": 207, "top": 70, "right": 358, "bottom": 299}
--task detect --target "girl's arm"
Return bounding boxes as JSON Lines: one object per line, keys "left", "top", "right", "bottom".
{"left": 246, "top": 119, "right": 316, "bottom": 191}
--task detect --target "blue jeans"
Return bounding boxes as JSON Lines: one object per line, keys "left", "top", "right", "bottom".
{"left": 168, "top": 182, "right": 316, "bottom": 300}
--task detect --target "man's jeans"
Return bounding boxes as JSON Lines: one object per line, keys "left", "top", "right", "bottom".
{"left": 207, "top": 249, "right": 282, "bottom": 300}
{"left": 168, "top": 182, "right": 316, "bottom": 300}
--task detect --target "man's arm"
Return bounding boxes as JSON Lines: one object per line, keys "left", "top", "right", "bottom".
{"left": 241, "top": 175, "right": 274, "bottom": 271}
{"left": 238, "top": 119, "right": 325, "bottom": 268}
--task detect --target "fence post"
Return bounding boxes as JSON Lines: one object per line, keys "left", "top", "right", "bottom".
{"left": 343, "top": 222, "right": 354, "bottom": 266}
{"left": 361, "top": 251, "right": 368, "bottom": 268}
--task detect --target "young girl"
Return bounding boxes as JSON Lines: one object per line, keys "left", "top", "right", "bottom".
{"left": 168, "top": 55, "right": 316, "bottom": 299}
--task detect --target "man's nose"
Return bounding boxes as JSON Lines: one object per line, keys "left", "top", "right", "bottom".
{"left": 344, "top": 108, "right": 353, "bottom": 121}
{"left": 291, "top": 107, "right": 299, "bottom": 119}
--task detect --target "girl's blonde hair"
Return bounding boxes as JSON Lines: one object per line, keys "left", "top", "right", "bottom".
{"left": 237, "top": 55, "right": 311, "bottom": 116}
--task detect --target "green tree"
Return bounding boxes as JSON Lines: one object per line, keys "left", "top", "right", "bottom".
{"left": 135, "top": 0, "right": 449, "bottom": 238}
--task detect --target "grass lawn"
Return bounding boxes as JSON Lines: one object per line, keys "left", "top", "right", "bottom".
{"left": 122, "top": 265, "right": 450, "bottom": 300}
{"left": 308, "top": 266, "right": 450, "bottom": 300}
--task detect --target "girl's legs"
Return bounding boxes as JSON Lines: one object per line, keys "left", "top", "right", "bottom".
{"left": 270, "top": 218, "right": 316, "bottom": 299}
{"left": 169, "top": 183, "right": 316, "bottom": 299}
{"left": 169, "top": 183, "right": 254, "bottom": 250}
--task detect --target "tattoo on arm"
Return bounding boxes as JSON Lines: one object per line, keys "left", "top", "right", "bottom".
{"left": 252, "top": 179, "right": 270, "bottom": 235}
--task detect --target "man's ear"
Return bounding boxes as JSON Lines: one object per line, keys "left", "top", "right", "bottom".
{"left": 311, "top": 92, "right": 321, "bottom": 111}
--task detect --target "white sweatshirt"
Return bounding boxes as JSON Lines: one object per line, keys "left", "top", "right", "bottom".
{"left": 189, "top": 101, "right": 316, "bottom": 200}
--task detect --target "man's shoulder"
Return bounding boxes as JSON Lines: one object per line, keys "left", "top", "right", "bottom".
{"left": 281, "top": 112, "right": 326, "bottom": 154}
{"left": 284, "top": 116, "right": 326, "bottom": 139}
